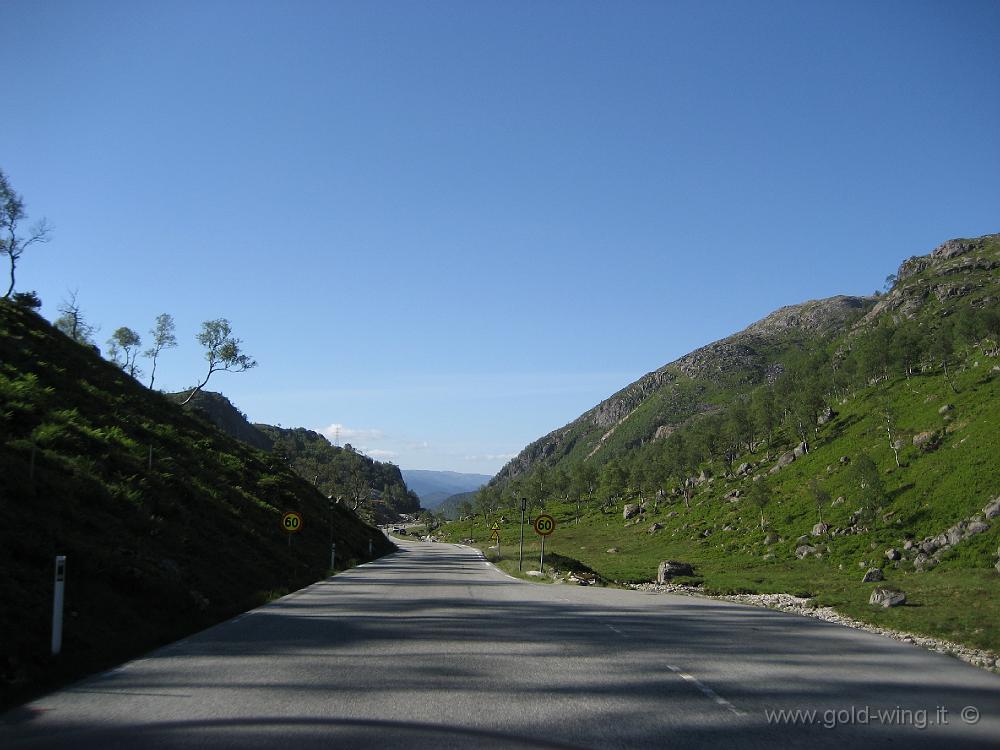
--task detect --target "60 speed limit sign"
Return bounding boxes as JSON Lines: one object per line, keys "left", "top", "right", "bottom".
{"left": 533, "top": 514, "right": 555, "bottom": 536}
{"left": 281, "top": 511, "right": 303, "bottom": 533}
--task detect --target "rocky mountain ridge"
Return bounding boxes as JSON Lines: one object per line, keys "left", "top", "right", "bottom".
{"left": 495, "top": 233, "right": 998, "bottom": 485}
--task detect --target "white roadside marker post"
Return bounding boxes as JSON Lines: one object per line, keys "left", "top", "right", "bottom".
{"left": 52, "top": 555, "right": 66, "bottom": 656}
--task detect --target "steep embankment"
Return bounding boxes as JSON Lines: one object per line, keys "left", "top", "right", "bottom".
{"left": 0, "top": 303, "right": 393, "bottom": 707}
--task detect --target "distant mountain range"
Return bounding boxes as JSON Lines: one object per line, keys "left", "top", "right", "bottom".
{"left": 400, "top": 470, "right": 491, "bottom": 508}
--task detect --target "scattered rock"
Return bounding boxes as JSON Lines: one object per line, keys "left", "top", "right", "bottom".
{"left": 811, "top": 522, "right": 829, "bottom": 537}
{"left": 648, "top": 523, "right": 663, "bottom": 534}
{"left": 938, "top": 404, "right": 954, "bottom": 415}
{"left": 965, "top": 520, "right": 989, "bottom": 538}
{"left": 832, "top": 496, "right": 845, "bottom": 506}
{"left": 817, "top": 407, "right": 836, "bottom": 425}
{"left": 725, "top": 489, "right": 741, "bottom": 501}
{"left": 912, "top": 430, "right": 940, "bottom": 451}
{"left": 606, "top": 548, "right": 619, "bottom": 554}
{"left": 946, "top": 523, "right": 966, "bottom": 546}
{"left": 862, "top": 568, "right": 884, "bottom": 583}
{"left": 736, "top": 462, "right": 751, "bottom": 476}
{"left": 793, "top": 441, "right": 809, "bottom": 458}
{"left": 839, "top": 456, "right": 851, "bottom": 465}
{"left": 983, "top": 497, "right": 1000, "bottom": 520}
{"left": 777, "top": 452, "right": 796, "bottom": 468}
{"left": 657, "top": 560, "right": 695, "bottom": 583}
{"left": 623, "top": 503, "right": 641, "bottom": 521}
{"left": 795, "top": 545, "right": 818, "bottom": 559}
{"left": 764, "top": 532, "right": 779, "bottom": 545}
{"left": 903, "top": 540, "right": 914, "bottom": 551}
{"left": 526, "top": 570, "right": 545, "bottom": 577}
{"left": 870, "top": 587, "right": 906, "bottom": 608}
{"left": 885, "top": 548, "right": 901, "bottom": 561}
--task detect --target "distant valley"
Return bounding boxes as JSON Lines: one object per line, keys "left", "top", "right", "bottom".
{"left": 400, "top": 470, "right": 492, "bottom": 509}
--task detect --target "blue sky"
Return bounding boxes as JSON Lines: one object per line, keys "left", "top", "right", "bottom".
{"left": 3, "top": 1, "right": 998, "bottom": 474}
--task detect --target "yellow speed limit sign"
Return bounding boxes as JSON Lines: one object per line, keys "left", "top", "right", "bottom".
{"left": 533, "top": 514, "right": 555, "bottom": 536}
{"left": 282, "top": 511, "right": 303, "bottom": 533}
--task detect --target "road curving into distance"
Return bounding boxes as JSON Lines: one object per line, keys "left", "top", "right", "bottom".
{"left": 2, "top": 537, "right": 998, "bottom": 749}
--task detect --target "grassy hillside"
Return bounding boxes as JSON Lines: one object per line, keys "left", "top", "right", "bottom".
{"left": 442, "top": 356, "right": 1000, "bottom": 653}
{"left": 443, "top": 233, "right": 1000, "bottom": 655}
{"left": 0, "top": 301, "right": 393, "bottom": 707}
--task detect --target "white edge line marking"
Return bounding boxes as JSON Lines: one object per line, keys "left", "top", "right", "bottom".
{"left": 667, "top": 664, "right": 745, "bottom": 717}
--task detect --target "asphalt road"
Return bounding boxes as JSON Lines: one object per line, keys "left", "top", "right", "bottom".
{"left": 3, "top": 538, "right": 999, "bottom": 749}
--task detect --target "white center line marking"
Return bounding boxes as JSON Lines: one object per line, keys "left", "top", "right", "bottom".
{"left": 667, "top": 664, "right": 745, "bottom": 717}
{"left": 605, "top": 624, "right": 629, "bottom": 638}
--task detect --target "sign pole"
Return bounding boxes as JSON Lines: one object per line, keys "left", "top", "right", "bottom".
{"left": 531, "top": 514, "right": 555, "bottom": 575}
{"left": 518, "top": 498, "right": 526, "bottom": 571}
{"left": 330, "top": 543, "right": 336, "bottom": 571}
{"left": 52, "top": 555, "right": 66, "bottom": 656}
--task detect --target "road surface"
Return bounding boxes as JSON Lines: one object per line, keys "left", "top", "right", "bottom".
{"left": 3, "top": 538, "right": 998, "bottom": 748}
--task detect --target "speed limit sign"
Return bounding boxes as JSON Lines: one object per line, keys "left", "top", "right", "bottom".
{"left": 281, "top": 511, "right": 303, "bottom": 533}
{"left": 533, "top": 514, "right": 555, "bottom": 536}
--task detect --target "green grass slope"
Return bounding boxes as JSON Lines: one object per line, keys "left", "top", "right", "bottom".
{"left": 0, "top": 301, "right": 393, "bottom": 707}
{"left": 441, "top": 360, "right": 1000, "bottom": 652}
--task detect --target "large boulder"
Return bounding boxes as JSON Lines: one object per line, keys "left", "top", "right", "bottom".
{"left": 795, "top": 545, "right": 818, "bottom": 559}
{"left": 657, "top": 560, "right": 695, "bottom": 583}
{"left": 870, "top": 587, "right": 906, "bottom": 608}
{"left": 811, "top": 522, "right": 829, "bottom": 537}
{"left": 623, "top": 503, "right": 641, "bottom": 521}
{"left": 817, "top": 407, "right": 836, "bottom": 425}
{"left": 862, "top": 568, "right": 884, "bottom": 583}
{"left": 946, "top": 523, "right": 966, "bottom": 546}
{"left": 912, "top": 430, "right": 940, "bottom": 452}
